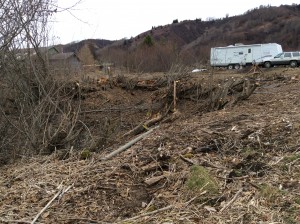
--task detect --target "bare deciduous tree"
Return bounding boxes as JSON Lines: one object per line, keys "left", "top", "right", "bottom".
{"left": 0, "top": 0, "right": 88, "bottom": 161}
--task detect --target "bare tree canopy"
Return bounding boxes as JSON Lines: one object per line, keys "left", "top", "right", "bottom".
{"left": 0, "top": 0, "right": 57, "bottom": 51}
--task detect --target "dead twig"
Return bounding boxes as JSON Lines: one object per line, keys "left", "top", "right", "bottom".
{"left": 79, "top": 99, "right": 110, "bottom": 114}
{"left": 0, "top": 220, "right": 31, "bottom": 223}
{"left": 219, "top": 188, "right": 243, "bottom": 213}
{"left": 31, "top": 185, "right": 72, "bottom": 224}
{"left": 217, "top": 175, "right": 249, "bottom": 180}
{"left": 180, "top": 154, "right": 197, "bottom": 165}
{"left": 31, "top": 189, "right": 62, "bottom": 224}
{"left": 145, "top": 175, "right": 166, "bottom": 186}
{"left": 173, "top": 80, "right": 177, "bottom": 111}
{"left": 118, "top": 205, "right": 173, "bottom": 223}
{"left": 247, "top": 181, "right": 261, "bottom": 189}
{"left": 199, "top": 158, "right": 227, "bottom": 170}
{"left": 62, "top": 217, "right": 111, "bottom": 224}
{"left": 184, "top": 196, "right": 198, "bottom": 206}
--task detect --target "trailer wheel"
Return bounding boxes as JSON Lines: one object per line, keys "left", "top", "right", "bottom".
{"left": 234, "top": 64, "right": 240, "bottom": 69}
{"left": 290, "top": 61, "right": 297, "bottom": 68}
{"left": 264, "top": 61, "right": 271, "bottom": 68}
{"left": 228, "top": 65, "right": 233, "bottom": 70}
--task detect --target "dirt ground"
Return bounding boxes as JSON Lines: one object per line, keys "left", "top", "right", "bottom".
{"left": 0, "top": 67, "right": 300, "bottom": 223}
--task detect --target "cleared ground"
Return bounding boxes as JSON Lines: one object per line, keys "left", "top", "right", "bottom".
{"left": 0, "top": 67, "right": 300, "bottom": 223}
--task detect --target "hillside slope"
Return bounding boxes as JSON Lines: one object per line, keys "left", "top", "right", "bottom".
{"left": 90, "top": 4, "right": 300, "bottom": 72}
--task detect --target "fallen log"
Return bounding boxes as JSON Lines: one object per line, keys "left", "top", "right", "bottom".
{"left": 122, "top": 113, "right": 166, "bottom": 138}
{"left": 101, "top": 126, "right": 159, "bottom": 161}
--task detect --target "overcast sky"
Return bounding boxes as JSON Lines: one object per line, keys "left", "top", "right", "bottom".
{"left": 50, "top": 0, "right": 298, "bottom": 44}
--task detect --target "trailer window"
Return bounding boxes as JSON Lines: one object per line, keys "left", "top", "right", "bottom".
{"left": 248, "top": 49, "right": 251, "bottom": 53}
{"left": 239, "top": 52, "right": 243, "bottom": 55}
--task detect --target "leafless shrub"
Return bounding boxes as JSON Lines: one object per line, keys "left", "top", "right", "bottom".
{"left": 0, "top": 0, "right": 89, "bottom": 160}
{"left": 164, "top": 64, "right": 191, "bottom": 86}
{"left": 115, "top": 74, "right": 137, "bottom": 90}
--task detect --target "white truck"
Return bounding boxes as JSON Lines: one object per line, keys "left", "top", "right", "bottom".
{"left": 210, "top": 43, "right": 283, "bottom": 69}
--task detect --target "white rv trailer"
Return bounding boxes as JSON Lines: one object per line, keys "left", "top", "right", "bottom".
{"left": 210, "top": 43, "right": 283, "bottom": 69}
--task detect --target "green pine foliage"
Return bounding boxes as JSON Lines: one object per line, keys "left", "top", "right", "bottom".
{"left": 143, "top": 34, "right": 154, "bottom": 46}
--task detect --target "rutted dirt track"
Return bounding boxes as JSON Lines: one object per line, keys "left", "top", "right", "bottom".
{"left": 0, "top": 68, "right": 300, "bottom": 223}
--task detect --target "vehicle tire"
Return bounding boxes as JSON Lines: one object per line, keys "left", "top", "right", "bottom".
{"left": 228, "top": 64, "right": 233, "bottom": 70}
{"left": 234, "top": 64, "right": 240, "bottom": 69}
{"left": 264, "top": 61, "right": 271, "bottom": 68}
{"left": 290, "top": 61, "right": 297, "bottom": 68}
